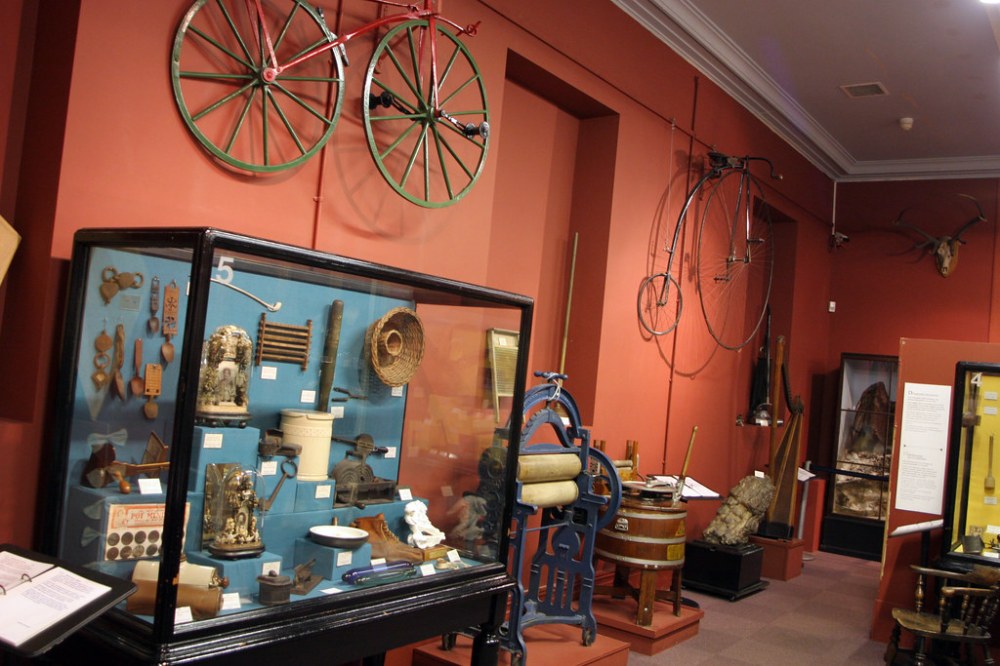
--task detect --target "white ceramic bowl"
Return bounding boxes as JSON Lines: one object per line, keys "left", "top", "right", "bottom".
{"left": 308, "top": 525, "right": 369, "bottom": 549}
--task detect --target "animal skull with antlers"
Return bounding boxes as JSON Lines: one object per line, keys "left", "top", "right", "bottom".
{"left": 893, "top": 194, "right": 987, "bottom": 277}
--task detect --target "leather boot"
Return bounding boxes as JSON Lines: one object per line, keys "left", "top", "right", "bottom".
{"left": 352, "top": 513, "right": 424, "bottom": 563}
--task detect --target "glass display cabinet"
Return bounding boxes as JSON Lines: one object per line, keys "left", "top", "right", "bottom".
{"left": 40, "top": 228, "right": 533, "bottom": 664}
{"left": 820, "top": 353, "right": 897, "bottom": 560}
{"left": 941, "top": 361, "right": 1000, "bottom": 570}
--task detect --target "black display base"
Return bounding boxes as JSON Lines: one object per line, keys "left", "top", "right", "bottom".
{"left": 682, "top": 540, "right": 768, "bottom": 601}
{"left": 819, "top": 514, "right": 883, "bottom": 561}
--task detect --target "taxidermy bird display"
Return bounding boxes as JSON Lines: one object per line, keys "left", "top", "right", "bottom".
{"left": 893, "top": 193, "right": 987, "bottom": 277}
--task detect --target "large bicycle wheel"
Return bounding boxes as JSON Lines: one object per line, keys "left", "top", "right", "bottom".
{"left": 363, "top": 19, "right": 490, "bottom": 208}
{"left": 637, "top": 272, "right": 683, "bottom": 336}
{"left": 695, "top": 170, "right": 773, "bottom": 350}
{"left": 171, "top": 0, "right": 345, "bottom": 173}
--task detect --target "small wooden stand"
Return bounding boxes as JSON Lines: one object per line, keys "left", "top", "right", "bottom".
{"left": 592, "top": 567, "right": 703, "bottom": 655}
{"left": 750, "top": 535, "right": 805, "bottom": 581}
{"left": 595, "top": 565, "right": 682, "bottom": 625}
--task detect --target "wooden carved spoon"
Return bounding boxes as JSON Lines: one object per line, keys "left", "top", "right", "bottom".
{"left": 161, "top": 334, "right": 175, "bottom": 365}
{"left": 111, "top": 324, "right": 126, "bottom": 401}
{"left": 987, "top": 433, "right": 996, "bottom": 493}
{"left": 92, "top": 324, "right": 112, "bottom": 389}
{"left": 161, "top": 280, "right": 178, "bottom": 365}
{"left": 147, "top": 276, "right": 160, "bottom": 334}
{"left": 143, "top": 363, "right": 162, "bottom": 420}
{"left": 130, "top": 339, "right": 145, "bottom": 397}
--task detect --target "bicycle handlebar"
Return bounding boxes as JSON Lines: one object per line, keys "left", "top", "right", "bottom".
{"left": 707, "top": 152, "right": 782, "bottom": 181}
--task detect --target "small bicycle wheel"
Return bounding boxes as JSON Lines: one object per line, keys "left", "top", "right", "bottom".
{"left": 363, "top": 19, "right": 490, "bottom": 208}
{"left": 637, "top": 272, "right": 683, "bottom": 336}
{"left": 171, "top": 0, "right": 345, "bottom": 172}
{"left": 695, "top": 170, "right": 773, "bottom": 350}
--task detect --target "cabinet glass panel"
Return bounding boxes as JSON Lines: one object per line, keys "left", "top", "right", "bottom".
{"left": 47, "top": 229, "right": 530, "bottom": 642}
{"left": 831, "top": 354, "right": 897, "bottom": 520}
{"left": 944, "top": 362, "right": 1000, "bottom": 566}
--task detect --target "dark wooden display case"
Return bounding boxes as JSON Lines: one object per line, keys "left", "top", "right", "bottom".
{"left": 820, "top": 353, "right": 897, "bottom": 561}
{"left": 940, "top": 361, "right": 1000, "bottom": 573}
{"left": 38, "top": 228, "right": 533, "bottom": 664}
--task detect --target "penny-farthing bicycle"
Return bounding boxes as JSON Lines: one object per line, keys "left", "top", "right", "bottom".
{"left": 637, "top": 151, "right": 780, "bottom": 350}
{"left": 171, "top": 0, "right": 490, "bottom": 208}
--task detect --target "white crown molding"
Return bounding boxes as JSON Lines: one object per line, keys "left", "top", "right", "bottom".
{"left": 613, "top": 0, "right": 1000, "bottom": 182}
{"left": 837, "top": 155, "right": 1000, "bottom": 182}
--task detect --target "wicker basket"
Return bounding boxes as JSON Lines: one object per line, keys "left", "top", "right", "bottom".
{"left": 367, "top": 307, "right": 425, "bottom": 387}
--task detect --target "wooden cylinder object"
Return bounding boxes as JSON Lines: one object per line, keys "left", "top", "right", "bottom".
{"left": 517, "top": 453, "right": 582, "bottom": 483}
{"left": 519, "top": 480, "right": 579, "bottom": 507}
{"left": 281, "top": 408, "right": 334, "bottom": 481}
{"left": 132, "top": 560, "right": 224, "bottom": 588}
{"left": 316, "top": 299, "right": 344, "bottom": 411}
{"left": 126, "top": 580, "right": 223, "bottom": 619}
{"left": 595, "top": 496, "right": 687, "bottom": 570}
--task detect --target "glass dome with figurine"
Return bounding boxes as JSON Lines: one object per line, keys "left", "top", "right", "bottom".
{"left": 195, "top": 324, "right": 253, "bottom": 427}
{"left": 207, "top": 465, "right": 265, "bottom": 559}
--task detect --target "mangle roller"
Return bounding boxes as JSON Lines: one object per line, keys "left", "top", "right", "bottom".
{"left": 502, "top": 372, "right": 622, "bottom": 665}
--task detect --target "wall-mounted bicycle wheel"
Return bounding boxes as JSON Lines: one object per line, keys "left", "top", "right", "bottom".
{"left": 695, "top": 171, "right": 773, "bottom": 350}
{"left": 637, "top": 273, "right": 683, "bottom": 336}
{"left": 171, "top": 0, "right": 345, "bottom": 173}
{"left": 363, "top": 20, "right": 490, "bottom": 208}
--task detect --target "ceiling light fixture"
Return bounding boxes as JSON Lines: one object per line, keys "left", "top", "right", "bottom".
{"left": 981, "top": 0, "right": 1000, "bottom": 5}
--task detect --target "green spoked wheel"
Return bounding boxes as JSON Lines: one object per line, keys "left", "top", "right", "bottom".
{"left": 171, "top": 0, "right": 345, "bottom": 173}
{"left": 363, "top": 19, "right": 490, "bottom": 208}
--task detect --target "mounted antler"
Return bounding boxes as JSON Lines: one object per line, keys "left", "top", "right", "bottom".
{"left": 893, "top": 193, "right": 987, "bottom": 277}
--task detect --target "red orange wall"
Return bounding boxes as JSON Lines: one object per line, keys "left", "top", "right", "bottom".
{"left": 0, "top": 0, "right": 834, "bottom": 550}
{"left": 817, "top": 180, "right": 1000, "bottom": 463}
{"left": 3, "top": 3, "right": 999, "bottom": 644}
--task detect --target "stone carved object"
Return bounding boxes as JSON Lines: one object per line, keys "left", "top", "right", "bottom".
{"left": 404, "top": 500, "right": 446, "bottom": 549}
{"left": 448, "top": 492, "right": 487, "bottom": 543}
{"left": 702, "top": 475, "right": 775, "bottom": 546}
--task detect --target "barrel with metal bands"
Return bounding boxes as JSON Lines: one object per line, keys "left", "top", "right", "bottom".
{"left": 594, "top": 497, "right": 686, "bottom": 570}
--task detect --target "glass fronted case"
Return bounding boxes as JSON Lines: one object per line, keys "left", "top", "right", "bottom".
{"left": 942, "top": 361, "right": 1000, "bottom": 568}
{"left": 42, "top": 228, "right": 532, "bottom": 662}
{"left": 829, "top": 353, "right": 898, "bottom": 521}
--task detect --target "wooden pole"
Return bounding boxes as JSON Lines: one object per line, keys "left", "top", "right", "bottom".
{"left": 769, "top": 335, "right": 786, "bottom": 471}
{"left": 559, "top": 233, "right": 579, "bottom": 375}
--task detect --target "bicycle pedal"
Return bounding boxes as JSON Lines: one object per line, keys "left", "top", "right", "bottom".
{"left": 368, "top": 91, "right": 394, "bottom": 110}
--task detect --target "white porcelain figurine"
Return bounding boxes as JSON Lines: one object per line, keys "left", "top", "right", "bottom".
{"left": 404, "top": 500, "right": 445, "bottom": 549}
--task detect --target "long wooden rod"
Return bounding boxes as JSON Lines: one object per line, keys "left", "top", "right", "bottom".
{"left": 558, "top": 232, "right": 579, "bottom": 375}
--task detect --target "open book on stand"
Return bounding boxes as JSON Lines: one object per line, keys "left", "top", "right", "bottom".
{"left": 0, "top": 543, "right": 135, "bottom": 657}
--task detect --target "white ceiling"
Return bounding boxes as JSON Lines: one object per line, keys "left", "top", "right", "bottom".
{"left": 614, "top": 0, "right": 1000, "bottom": 182}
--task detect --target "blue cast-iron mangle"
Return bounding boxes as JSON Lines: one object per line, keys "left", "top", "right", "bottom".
{"left": 501, "top": 372, "right": 622, "bottom": 665}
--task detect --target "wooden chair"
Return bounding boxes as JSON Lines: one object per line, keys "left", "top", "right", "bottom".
{"left": 885, "top": 564, "right": 1000, "bottom": 665}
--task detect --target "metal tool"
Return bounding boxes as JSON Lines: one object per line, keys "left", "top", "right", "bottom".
{"left": 259, "top": 458, "right": 297, "bottom": 511}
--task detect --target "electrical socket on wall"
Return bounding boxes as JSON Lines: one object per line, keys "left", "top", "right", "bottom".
{"left": 828, "top": 301, "right": 836, "bottom": 313}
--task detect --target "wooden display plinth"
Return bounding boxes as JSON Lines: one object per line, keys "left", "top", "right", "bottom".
{"left": 683, "top": 540, "right": 768, "bottom": 600}
{"left": 750, "top": 535, "right": 804, "bottom": 581}
{"left": 412, "top": 624, "right": 630, "bottom": 666}
{"left": 592, "top": 594, "right": 703, "bottom": 655}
